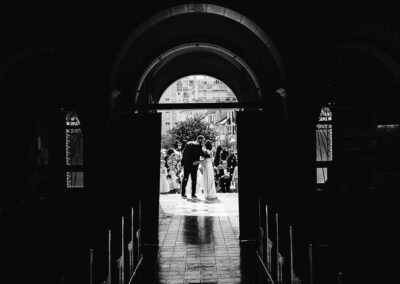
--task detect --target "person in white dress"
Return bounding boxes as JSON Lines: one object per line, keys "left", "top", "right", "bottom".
{"left": 160, "top": 160, "right": 170, "bottom": 194}
{"left": 201, "top": 140, "right": 217, "bottom": 200}
{"left": 233, "top": 165, "right": 238, "bottom": 192}
{"left": 167, "top": 153, "right": 181, "bottom": 192}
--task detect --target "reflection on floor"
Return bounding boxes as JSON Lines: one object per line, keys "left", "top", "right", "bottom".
{"left": 139, "top": 193, "right": 265, "bottom": 283}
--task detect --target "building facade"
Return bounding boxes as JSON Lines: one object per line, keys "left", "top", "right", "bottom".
{"left": 159, "top": 75, "right": 237, "bottom": 141}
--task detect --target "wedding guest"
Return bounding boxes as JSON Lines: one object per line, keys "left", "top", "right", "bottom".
{"left": 216, "top": 161, "right": 230, "bottom": 192}
{"left": 167, "top": 153, "right": 180, "bottom": 193}
{"left": 220, "top": 147, "right": 229, "bottom": 162}
{"left": 160, "top": 160, "right": 170, "bottom": 194}
{"left": 233, "top": 164, "right": 238, "bottom": 192}
{"left": 214, "top": 145, "right": 223, "bottom": 166}
{"left": 226, "top": 149, "right": 237, "bottom": 180}
{"left": 164, "top": 148, "right": 175, "bottom": 170}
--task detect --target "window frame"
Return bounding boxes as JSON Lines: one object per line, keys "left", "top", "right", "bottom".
{"left": 65, "top": 111, "right": 85, "bottom": 189}
{"left": 316, "top": 106, "right": 333, "bottom": 188}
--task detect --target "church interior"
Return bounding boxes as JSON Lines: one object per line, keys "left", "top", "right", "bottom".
{"left": 1, "top": 2, "right": 399, "bottom": 283}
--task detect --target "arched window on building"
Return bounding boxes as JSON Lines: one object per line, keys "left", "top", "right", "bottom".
{"left": 65, "top": 111, "right": 84, "bottom": 189}
{"left": 316, "top": 106, "right": 333, "bottom": 188}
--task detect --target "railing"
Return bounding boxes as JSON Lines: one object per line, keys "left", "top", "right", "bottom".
{"left": 89, "top": 203, "right": 143, "bottom": 284}
{"left": 259, "top": 205, "right": 342, "bottom": 284}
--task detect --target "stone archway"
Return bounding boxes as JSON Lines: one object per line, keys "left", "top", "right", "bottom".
{"left": 136, "top": 43, "right": 263, "bottom": 104}
{"left": 109, "top": 5, "right": 288, "bottom": 271}
{"left": 109, "top": 3, "right": 286, "bottom": 108}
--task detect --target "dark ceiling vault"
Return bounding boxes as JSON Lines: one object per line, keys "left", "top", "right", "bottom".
{"left": 110, "top": 4, "right": 285, "bottom": 106}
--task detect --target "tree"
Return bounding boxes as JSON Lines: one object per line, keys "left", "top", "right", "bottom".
{"left": 161, "top": 133, "right": 175, "bottom": 150}
{"left": 168, "top": 113, "right": 217, "bottom": 148}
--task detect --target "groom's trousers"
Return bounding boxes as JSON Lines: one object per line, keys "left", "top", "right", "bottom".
{"left": 181, "top": 164, "right": 198, "bottom": 197}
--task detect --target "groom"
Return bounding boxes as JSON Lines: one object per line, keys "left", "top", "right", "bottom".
{"left": 181, "top": 135, "right": 206, "bottom": 199}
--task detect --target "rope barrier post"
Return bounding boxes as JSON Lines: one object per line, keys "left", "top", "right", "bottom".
{"left": 309, "top": 244, "right": 313, "bottom": 284}
{"left": 130, "top": 206, "right": 134, "bottom": 276}
{"left": 290, "top": 226, "right": 294, "bottom": 284}
{"left": 89, "top": 248, "right": 93, "bottom": 284}
{"left": 137, "top": 200, "right": 142, "bottom": 260}
{"left": 121, "top": 217, "right": 125, "bottom": 284}
{"left": 276, "top": 213, "right": 281, "bottom": 284}
{"left": 108, "top": 230, "right": 112, "bottom": 284}
{"left": 266, "top": 205, "right": 270, "bottom": 271}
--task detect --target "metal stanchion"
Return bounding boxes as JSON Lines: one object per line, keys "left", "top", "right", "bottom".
{"left": 276, "top": 214, "right": 282, "bottom": 284}
{"left": 108, "top": 230, "right": 112, "bottom": 284}
{"left": 89, "top": 248, "right": 93, "bottom": 284}
{"left": 290, "top": 226, "right": 294, "bottom": 284}
{"left": 266, "top": 205, "right": 270, "bottom": 271}
{"left": 129, "top": 207, "right": 134, "bottom": 277}
{"left": 121, "top": 217, "right": 125, "bottom": 284}
{"left": 137, "top": 200, "right": 142, "bottom": 260}
{"left": 309, "top": 244, "right": 313, "bottom": 284}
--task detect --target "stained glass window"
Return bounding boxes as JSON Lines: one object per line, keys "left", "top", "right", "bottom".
{"left": 66, "top": 111, "right": 84, "bottom": 189}
{"left": 66, "top": 172, "right": 84, "bottom": 188}
{"left": 316, "top": 168, "right": 328, "bottom": 184}
{"left": 66, "top": 111, "right": 81, "bottom": 126}
{"left": 316, "top": 107, "right": 333, "bottom": 185}
{"left": 318, "top": 107, "right": 332, "bottom": 122}
{"left": 66, "top": 129, "right": 84, "bottom": 166}
{"left": 316, "top": 124, "right": 333, "bottom": 161}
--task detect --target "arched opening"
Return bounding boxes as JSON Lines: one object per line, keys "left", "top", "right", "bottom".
{"left": 107, "top": 5, "right": 287, "bottom": 283}
{"left": 154, "top": 74, "right": 263, "bottom": 283}
{"left": 109, "top": 3, "right": 286, "bottom": 107}
{"left": 66, "top": 111, "right": 85, "bottom": 190}
{"left": 158, "top": 74, "right": 239, "bottom": 212}
{"left": 135, "top": 43, "right": 263, "bottom": 104}
{"left": 316, "top": 105, "right": 333, "bottom": 189}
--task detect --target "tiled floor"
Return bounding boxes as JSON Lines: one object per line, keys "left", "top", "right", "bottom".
{"left": 141, "top": 193, "right": 262, "bottom": 283}
{"left": 159, "top": 192, "right": 240, "bottom": 217}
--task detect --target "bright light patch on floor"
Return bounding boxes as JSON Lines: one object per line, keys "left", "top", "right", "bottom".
{"left": 160, "top": 193, "right": 239, "bottom": 216}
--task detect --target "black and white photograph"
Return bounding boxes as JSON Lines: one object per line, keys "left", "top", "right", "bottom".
{"left": 1, "top": 2, "right": 400, "bottom": 283}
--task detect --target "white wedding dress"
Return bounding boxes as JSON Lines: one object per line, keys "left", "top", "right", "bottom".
{"left": 160, "top": 166, "right": 170, "bottom": 193}
{"left": 203, "top": 150, "right": 217, "bottom": 199}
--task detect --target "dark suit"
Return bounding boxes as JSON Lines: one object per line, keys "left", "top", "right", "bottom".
{"left": 181, "top": 141, "right": 205, "bottom": 197}
{"left": 227, "top": 154, "right": 237, "bottom": 176}
{"left": 221, "top": 148, "right": 229, "bottom": 161}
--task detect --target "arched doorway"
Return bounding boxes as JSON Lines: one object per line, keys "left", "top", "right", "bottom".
{"left": 158, "top": 74, "right": 239, "bottom": 213}
{"left": 109, "top": 4, "right": 287, "bottom": 283}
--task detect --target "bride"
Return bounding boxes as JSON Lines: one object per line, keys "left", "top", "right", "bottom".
{"left": 201, "top": 140, "right": 217, "bottom": 200}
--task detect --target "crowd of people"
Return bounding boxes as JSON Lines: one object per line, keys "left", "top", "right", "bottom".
{"left": 160, "top": 143, "right": 238, "bottom": 195}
